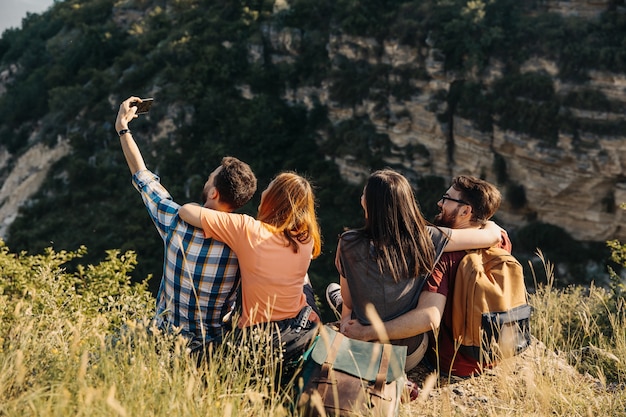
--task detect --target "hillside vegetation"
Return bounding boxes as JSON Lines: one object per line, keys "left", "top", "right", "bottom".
{"left": 0, "top": 0, "right": 624, "bottom": 297}
{"left": 0, "top": 224, "right": 625, "bottom": 415}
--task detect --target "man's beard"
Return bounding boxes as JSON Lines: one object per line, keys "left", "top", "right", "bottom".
{"left": 201, "top": 189, "right": 208, "bottom": 206}
{"left": 433, "top": 207, "right": 459, "bottom": 228}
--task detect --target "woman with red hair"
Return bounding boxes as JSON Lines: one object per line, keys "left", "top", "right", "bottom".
{"left": 180, "top": 172, "right": 321, "bottom": 330}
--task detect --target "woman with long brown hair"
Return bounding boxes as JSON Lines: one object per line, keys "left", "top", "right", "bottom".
{"left": 334, "top": 169, "right": 502, "bottom": 370}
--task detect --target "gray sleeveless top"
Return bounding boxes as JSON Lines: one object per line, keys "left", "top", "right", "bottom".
{"left": 334, "top": 225, "right": 450, "bottom": 325}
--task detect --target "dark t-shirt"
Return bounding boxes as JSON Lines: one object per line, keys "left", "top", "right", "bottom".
{"left": 335, "top": 226, "right": 450, "bottom": 324}
{"left": 424, "top": 231, "right": 512, "bottom": 377}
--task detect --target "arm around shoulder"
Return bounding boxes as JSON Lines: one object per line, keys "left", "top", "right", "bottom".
{"left": 444, "top": 221, "right": 503, "bottom": 252}
{"left": 179, "top": 203, "right": 204, "bottom": 228}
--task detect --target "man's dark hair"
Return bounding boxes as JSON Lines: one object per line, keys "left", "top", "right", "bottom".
{"left": 452, "top": 176, "right": 501, "bottom": 225}
{"left": 214, "top": 157, "right": 257, "bottom": 210}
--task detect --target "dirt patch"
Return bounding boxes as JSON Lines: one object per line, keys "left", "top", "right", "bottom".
{"left": 402, "top": 339, "right": 616, "bottom": 416}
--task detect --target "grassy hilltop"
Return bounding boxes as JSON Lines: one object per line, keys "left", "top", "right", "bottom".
{"left": 0, "top": 224, "right": 625, "bottom": 415}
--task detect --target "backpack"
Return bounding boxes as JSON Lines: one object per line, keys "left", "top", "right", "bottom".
{"left": 451, "top": 247, "right": 532, "bottom": 363}
{"left": 297, "top": 325, "right": 407, "bottom": 417}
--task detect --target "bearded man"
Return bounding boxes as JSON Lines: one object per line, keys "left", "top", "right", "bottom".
{"left": 339, "top": 175, "right": 511, "bottom": 377}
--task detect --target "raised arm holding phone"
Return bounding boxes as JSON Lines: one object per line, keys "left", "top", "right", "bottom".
{"left": 114, "top": 96, "right": 257, "bottom": 356}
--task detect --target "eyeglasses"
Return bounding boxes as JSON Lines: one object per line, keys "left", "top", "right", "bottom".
{"left": 441, "top": 194, "right": 470, "bottom": 206}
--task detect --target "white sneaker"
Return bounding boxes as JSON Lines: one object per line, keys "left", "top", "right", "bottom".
{"left": 325, "top": 283, "right": 343, "bottom": 319}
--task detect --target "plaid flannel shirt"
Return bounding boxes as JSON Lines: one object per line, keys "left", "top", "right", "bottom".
{"left": 132, "top": 170, "right": 239, "bottom": 342}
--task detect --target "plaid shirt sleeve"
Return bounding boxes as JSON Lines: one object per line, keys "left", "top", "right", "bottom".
{"left": 132, "top": 170, "right": 180, "bottom": 239}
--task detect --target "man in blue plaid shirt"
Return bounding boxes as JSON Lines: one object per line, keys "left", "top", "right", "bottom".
{"left": 115, "top": 97, "right": 257, "bottom": 349}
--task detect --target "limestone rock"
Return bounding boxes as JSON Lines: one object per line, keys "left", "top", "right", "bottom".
{"left": 0, "top": 138, "right": 71, "bottom": 239}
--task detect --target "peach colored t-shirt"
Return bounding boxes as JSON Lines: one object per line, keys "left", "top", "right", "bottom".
{"left": 199, "top": 209, "right": 313, "bottom": 327}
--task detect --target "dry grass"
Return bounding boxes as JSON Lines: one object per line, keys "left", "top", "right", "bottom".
{"left": 0, "top": 244, "right": 624, "bottom": 416}
{"left": 401, "top": 253, "right": 626, "bottom": 417}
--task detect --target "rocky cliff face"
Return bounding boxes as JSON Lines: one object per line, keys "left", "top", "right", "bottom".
{"left": 543, "top": 0, "right": 614, "bottom": 19}
{"left": 268, "top": 7, "right": 626, "bottom": 243}
{"left": 0, "top": 137, "right": 71, "bottom": 239}
{"left": 0, "top": 0, "right": 624, "bottom": 249}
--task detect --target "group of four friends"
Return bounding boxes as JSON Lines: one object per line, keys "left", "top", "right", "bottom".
{"left": 115, "top": 96, "right": 509, "bottom": 380}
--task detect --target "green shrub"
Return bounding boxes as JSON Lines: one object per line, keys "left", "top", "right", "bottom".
{"left": 0, "top": 240, "right": 298, "bottom": 415}
{"left": 505, "top": 182, "right": 527, "bottom": 209}
{"left": 492, "top": 72, "right": 560, "bottom": 144}
{"left": 606, "top": 204, "right": 626, "bottom": 301}
{"left": 563, "top": 89, "right": 615, "bottom": 112}
{"left": 322, "top": 117, "right": 390, "bottom": 167}
{"left": 493, "top": 153, "right": 508, "bottom": 183}
{"left": 452, "top": 80, "right": 493, "bottom": 132}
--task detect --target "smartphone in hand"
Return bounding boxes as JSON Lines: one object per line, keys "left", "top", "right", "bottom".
{"left": 131, "top": 98, "right": 154, "bottom": 114}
